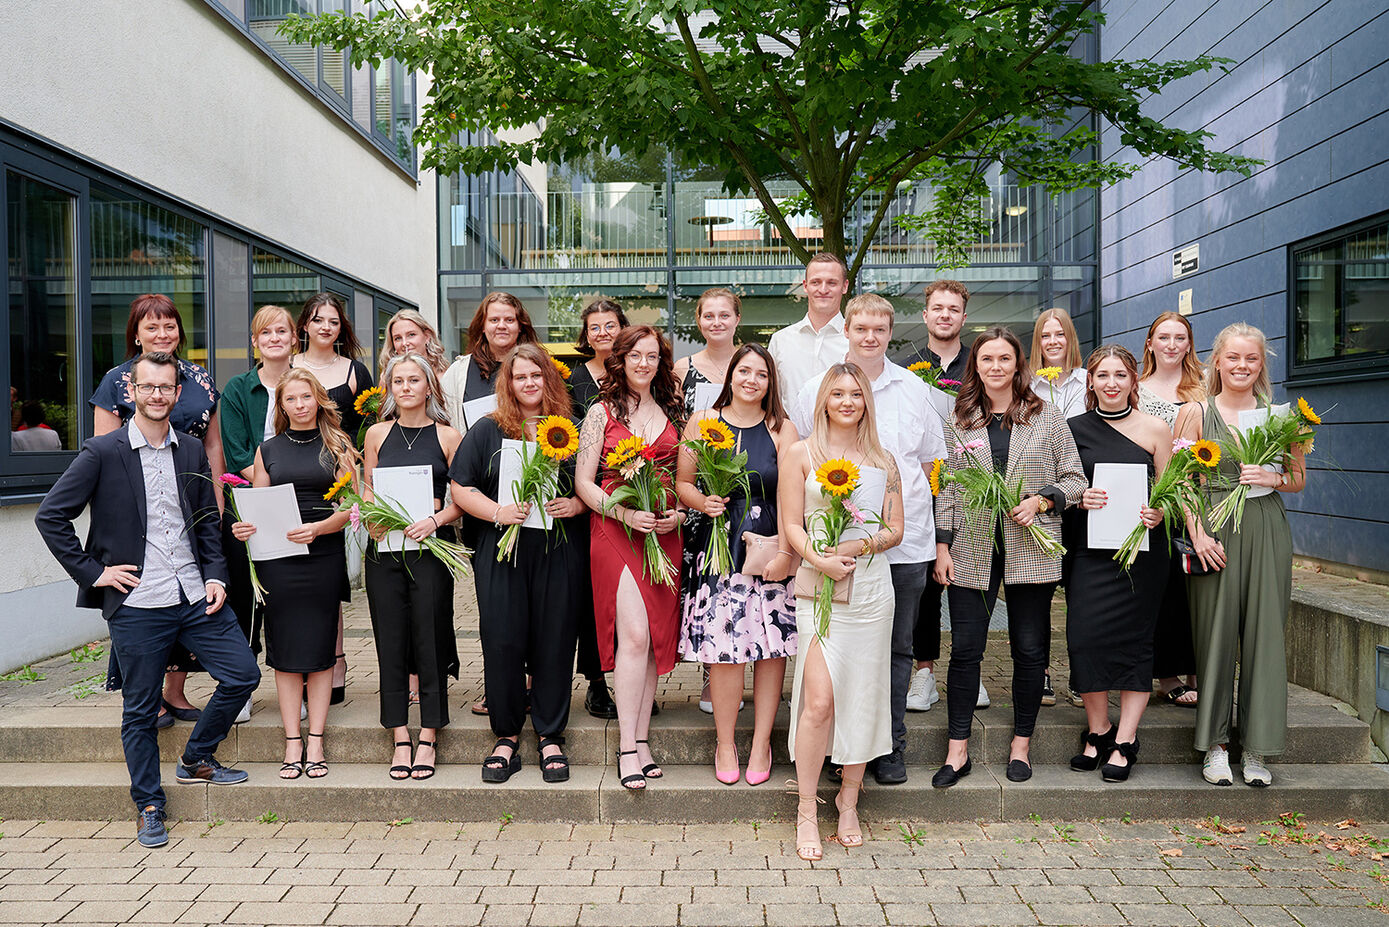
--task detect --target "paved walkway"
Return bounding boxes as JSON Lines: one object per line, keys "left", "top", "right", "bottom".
{"left": 3, "top": 817, "right": 1388, "bottom": 925}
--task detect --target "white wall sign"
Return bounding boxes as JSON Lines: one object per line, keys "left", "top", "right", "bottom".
{"left": 1172, "top": 244, "right": 1200, "bottom": 279}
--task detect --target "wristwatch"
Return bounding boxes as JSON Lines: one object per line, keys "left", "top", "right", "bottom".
{"left": 1034, "top": 494, "right": 1052, "bottom": 514}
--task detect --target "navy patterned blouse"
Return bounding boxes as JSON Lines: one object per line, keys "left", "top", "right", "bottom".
{"left": 89, "top": 357, "right": 220, "bottom": 439}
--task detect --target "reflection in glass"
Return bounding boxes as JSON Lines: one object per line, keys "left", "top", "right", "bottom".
{"left": 253, "top": 247, "right": 320, "bottom": 339}
{"left": 212, "top": 232, "right": 252, "bottom": 388}
{"left": 1296, "top": 223, "right": 1389, "bottom": 365}
{"left": 249, "top": 0, "right": 316, "bottom": 85}
{"left": 7, "top": 171, "right": 78, "bottom": 452}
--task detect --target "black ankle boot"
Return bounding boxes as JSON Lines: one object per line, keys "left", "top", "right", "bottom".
{"left": 1069, "top": 726, "right": 1115, "bottom": 771}
{"left": 1101, "top": 740, "right": 1140, "bottom": 782}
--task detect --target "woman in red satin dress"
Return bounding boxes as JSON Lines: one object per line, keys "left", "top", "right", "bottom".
{"left": 575, "top": 325, "right": 686, "bottom": 790}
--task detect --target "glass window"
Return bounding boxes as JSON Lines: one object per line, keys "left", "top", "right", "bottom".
{"left": 374, "top": 59, "right": 393, "bottom": 140}
{"left": 89, "top": 183, "right": 208, "bottom": 387}
{"left": 248, "top": 0, "right": 317, "bottom": 85}
{"left": 673, "top": 269, "right": 810, "bottom": 357}
{"left": 252, "top": 247, "right": 319, "bottom": 339}
{"left": 7, "top": 171, "right": 79, "bottom": 454}
{"left": 212, "top": 232, "right": 252, "bottom": 388}
{"left": 1294, "top": 217, "right": 1389, "bottom": 374}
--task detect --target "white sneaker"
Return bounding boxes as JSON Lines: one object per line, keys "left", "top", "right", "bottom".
{"left": 300, "top": 699, "right": 308, "bottom": 721}
{"left": 234, "top": 697, "right": 252, "bottom": 725}
{"left": 906, "top": 668, "right": 939, "bottom": 711}
{"left": 1242, "top": 752, "right": 1272, "bottom": 787}
{"left": 976, "top": 681, "right": 991, "bottom": 709}
{"left": 1203, "top": 745, "right": 1233, "bottom": 785}
{"left": 699, "top": 699, "right": 745, "bottom": 713}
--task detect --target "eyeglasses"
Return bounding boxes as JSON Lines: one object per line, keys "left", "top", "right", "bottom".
{"left": 626, "top": 353, "right": 661, "bottom": 366}
{"left": 132, "top": 384, "right": 177, "bottom": 396}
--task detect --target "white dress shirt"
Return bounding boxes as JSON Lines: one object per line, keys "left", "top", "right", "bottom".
{"left": 792, "top": 359, "right": 947, "bottom": 564}
{"left": 767, "top": 312, "right": 849, "bottom": 412}
{"left": 1031, "top": 367, "right": 1088, "bottom": 419}
{"left": 123, "top": 420, "right": 207, "bottom": 608}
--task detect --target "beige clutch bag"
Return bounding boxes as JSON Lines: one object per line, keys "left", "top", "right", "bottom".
{"left": 794, "top": 562, "right": 854, "bottom": 604}
{"left": 740, "top": 531, "right": 780, "bottom": 576}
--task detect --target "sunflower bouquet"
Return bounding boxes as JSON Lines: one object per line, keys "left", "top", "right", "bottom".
{"left": 497, "top": 415, "right": 580, "bottom": 563}
{"left": 907, "top": 360, "right": 960, "bottom": 397}
{"left": 352, "top": 385, "right": 386, "bottom": 448}
{"left": 603, "top": 434, "right": 679, "bottom": 586}
{"left": 932, "top": 435, "right": 1065, "bottom": 558}
{"left": 1112, "top": 438, "right": 1220, "bottom": 571}
{"left": 805, "top": 458, "right": 886, "bottom": 637}
{"left": 325, "top": 471, "right": 473, "bottom": 580}
{"left": 680, "top": 418, "right": 751, "bottom": 577}
{"left": 1206, "top": 398, "right": 1320, "bottom": 532}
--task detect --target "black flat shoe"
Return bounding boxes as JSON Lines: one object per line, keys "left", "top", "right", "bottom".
{"left": 1006, "top": 758, "right": 1033, "bottom": 782}
{"left": 155, "top": 710, "right": 175, "bottom": 730}
{"left": 389, "top": 740, "right": 413, "bottom": 780}
{"left": 1102, "top": 740, "right": 1139, "bottom": 783}
{"left": 538, "top": 736, "right": 570, "bottom": 784}
{"left": 161, "top": 698, "right": 202, "bottom": 722}
{"left": 932, "top": 758, "right": 971, "bottom": 789}
{"left": 481, "top": 738, "right": 520, "bottom": 783}
{"left": 1069, "top": 725, "right": 1116, "bottom": 772}
{"left": 585, "top": 681, "right": 617, "bottom": 720}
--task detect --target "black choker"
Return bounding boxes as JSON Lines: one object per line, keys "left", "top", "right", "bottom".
{"left": 1095, "top": 405, "right": 1132, "bottom": 420}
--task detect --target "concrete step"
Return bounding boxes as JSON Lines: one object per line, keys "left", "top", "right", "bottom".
{"left": 1, "top": 760, "right": 1386, "bottom": 824}
{"left": 0, "top": 685, "right": 1367, "bottom": 767}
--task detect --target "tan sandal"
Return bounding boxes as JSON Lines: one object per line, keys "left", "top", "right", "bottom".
{"left": 835, "top": 777, "right": 864, "bottom": 848}
{"left": 796, "top": 797, "right": 822, "bottom": 862}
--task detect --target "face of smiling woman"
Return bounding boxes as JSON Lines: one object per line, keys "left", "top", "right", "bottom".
{"left": 729, "top": 353, "right": 769, "bottom": 406}
{"left": 137, "top": 314, "right": 182, "bottom": 354}
{"left": 824, "top": 373, "right": 866, "bottom": 428}
{"left": 1090, "top": 356, "right": 1133, "bottom": 411}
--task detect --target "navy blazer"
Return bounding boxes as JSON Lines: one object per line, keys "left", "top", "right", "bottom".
{"left": 34, "top": 426, "right": 229, "bottom": 619}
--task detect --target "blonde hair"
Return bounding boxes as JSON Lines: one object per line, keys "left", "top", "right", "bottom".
{"left": 273, "top": 368, "right": 360, "bottom": 477}
{"left": 1028, "top": 308, "right": 1083, "bottom": 376}
{"left": 843, "top": 293, "right": 895, "bottom": 331}
{"left": 380, "top": 353, "right": 450, "bottom": 425}
{"left": 807, "top": 363, "right": 894, "bottom": 471}
{"left": 250, "top": 305, "right": 296, "bottom": 360}
{"left": 1206, "top": 322, "right": 1272, "bottom": 400}
{"left": 380, "top": 309, "right": 448, "bottom": 381}
{"left": 1140, "top": 311, "right": 1205, "bottom": 402}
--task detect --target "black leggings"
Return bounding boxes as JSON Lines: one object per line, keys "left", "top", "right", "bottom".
{"left": 913, "top": 573, "right": 944, "bottom": 662}
{"left": 945, "top": 540, "right": 1056, "bottom": 741}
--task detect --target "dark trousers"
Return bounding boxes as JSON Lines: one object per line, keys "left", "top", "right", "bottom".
{"left": 476, "top": 532, "right": 580, "bottom": 740}
{"left": 913, "top": 573, "right": 944, "bottom": 662}
{"left": 107, "top": 599, "right": 260, "bottom": 811}
{"left": 944, "top": 548, "right": 1056, "bottom": 740}
{"left": 887, "top": 561, "right": 930, "bottom": 755}
{"left": 222, "top": 512, "right": 262, "bottom": 653}
{"left": 575, "top": 582, "right": 603, "bottom": 682}
{"left": 365, "top": 551, "right": 457, "bottom": 730}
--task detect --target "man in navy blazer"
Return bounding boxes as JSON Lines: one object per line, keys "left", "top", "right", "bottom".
{"left": 35, "top": 352, "right": 260, "bottom": 848}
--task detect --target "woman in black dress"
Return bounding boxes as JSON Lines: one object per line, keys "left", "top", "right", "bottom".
{"left": 1064, "top": 345, "right": 1171, "bottom": 781}
{"left": 362, "top": 354, "right": 464, "bottom": 780}
{"left": 232, "top": 368, "right": 358, "bottom": 779}
{"left": 450, "top": 343, "right": 587, "bottom": 784}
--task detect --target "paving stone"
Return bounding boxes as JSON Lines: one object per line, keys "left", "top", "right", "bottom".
{"left": 408, "top": 902, "right": 486, "bottom": 925}
{"left": 1029, "top": 902, "right": 1123, "bottom": 925}
{"left": 577, "top": 902, "right": 680, "bottom": 925}
{"left": 325, "top": 902, "right": 420, "bottom": 924}
{"left": 59, "top": 900, "right": 149, "bottom": 922}
{"left": 1115, "top": 902, "right": 1200, "bottom": 926}
{"left": 226, "top": 901, "right": 335, "bottom": 924}
{"left": 930, "top": 902, "right": 1037, "bottom": 925}
{"left": 765, "top": 904, "right": 840, "bottom": 926}
{"left": 679, "top": 902, "right": 764, "bottom": 925}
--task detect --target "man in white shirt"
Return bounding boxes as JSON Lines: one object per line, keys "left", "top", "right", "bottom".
{"left": 767, "top": 252, "right": 850, "bottom": 410}
{"left": 792, "top": 295, "right": 947, "bottom": 784}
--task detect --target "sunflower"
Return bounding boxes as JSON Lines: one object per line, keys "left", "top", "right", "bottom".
{"left": 605, "top": 434, "right": 647, "bottom": 471}
{"left": 1035, "top": 366, "right": 1062, "bottom": 382}
{"left": 815, "top": 458, "right": 860, "bottom": 498}
{"left": 908, "top": 360, "right": 933, "bottom": 374}
{"left": 323, "top": 471, "right": 354, "bottom": 501}
{"left": 552, "top": 358, "right": 572, "bottom": 380}
{"left": 1297, "top": 396, "right": 1320, "bottom": 426}
{"left": 1191, "top": 439, "right": 1221, "bottom": 469}
{"left": 353, "top": 385, "right": 385, "bottom": 415}
{"left": 928, "top": 458, "right": 945, "bottom": 496}
{"left": 537, "top": 415, "right": 579, "bottom": 460}
{"left": 697, "top": 418, "right": 735, "bottom": 450}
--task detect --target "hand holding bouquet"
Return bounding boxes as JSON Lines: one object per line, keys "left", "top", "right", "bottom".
{"left": 326, "top": 472, "right": 472, "bottom": 580}
{"left": 932, "top": 436, "right": 1065, "bottom": 558}
{"left": 1206, "top": 398, "right": 1319, "bottom": 532}
{"left": 603, "top": 435, "right": 679, "bottom": 586}
{"left": 805, "top": 458, "right": 886, "bottom": 637}
{"left": 1112, "top": 438, "right": 1220, "bottom": 571}
{"left": 497, "top": 415, "right": 580, "bottom": 563}
{"left": 680, "top": 418, "right": 751, "bottom": 577}
{"left": 217, "top": 473, "right": 267, "bottom": 604}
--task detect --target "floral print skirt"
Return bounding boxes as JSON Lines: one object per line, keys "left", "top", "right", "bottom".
{"left": 679, "top": 565, "right": 797, "bottom": 664}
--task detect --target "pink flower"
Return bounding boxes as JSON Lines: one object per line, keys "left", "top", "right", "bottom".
{"left": 843, "top": 500, "right": 866, "bottom": 526}
{"left": 219, "top": 473, "right": 251, "bottom": 487}
{"left": 954, "top": 439, "right": 987, "bottom": 455}
{"left": 348, "top": 503, "right": 361, "bottom": 532}
{"left": 938, "top": 379, "right": 962, "bottom": 387}
{"left": 1172, "top": 438, "right": 1195, "bottom": 452}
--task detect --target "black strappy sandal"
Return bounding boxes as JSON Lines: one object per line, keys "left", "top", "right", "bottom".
{"left": 635, "top": 739, "right": 662, "bottom": 779}
{"left": 280, "top": 735, "right": 304, "bottom": 780}
{"left": 616, "top": 749, "right": 645, "bottom": 790}
{"left": 481, "top": 738, "right": 520, "bottom": 783}
{"left": 412, "top": 739, "right": 437, "bottom": 781}
{"left": 304, "top": 732, "right": 328, "bottom": 779}
{"left": 538, "top": 737, "right": 570, "bottom": 784}
{"left": 389, "top": 740, "right": 413, "bottom": 780}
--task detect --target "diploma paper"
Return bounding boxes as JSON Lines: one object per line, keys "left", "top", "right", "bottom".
{"left": 1237, "top": 403, "right": 1290, "bottom": 432}
{"left": 691, "top": 382, "right": 722, "bottom": 416}
{"left": 498, "top": 438, "right": 556, "bottom": 530}
{"left": 232, "top": 484, "right": 308, "bottom": 561}
{"left": 461, "top": 394, "right": 497, "bottom": 431}
{"left": 841, "top": 465, "right": 888, "bottom": 543}
{"left": 1088, "top": 462, "right": 1150, "bottom": 551}
{"left": 373, "top": 465, "right": 435, "bottom": 553}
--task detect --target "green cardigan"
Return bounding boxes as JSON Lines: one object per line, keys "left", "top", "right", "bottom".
{"left": 220, "top": 366, "right": 271, "bottom": 476}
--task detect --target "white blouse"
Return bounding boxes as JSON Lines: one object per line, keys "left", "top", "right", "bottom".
{"left": 1031, "top": 366, "right": 1087, "bottom": 419}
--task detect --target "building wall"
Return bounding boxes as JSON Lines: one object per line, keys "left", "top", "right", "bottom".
{"left": 1099, "top": 0, "right": 1389, "bottom": 571}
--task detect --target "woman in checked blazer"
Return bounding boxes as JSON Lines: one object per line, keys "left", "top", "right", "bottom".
{"left": 931, "top": 326, "right": 1086, "bottom": 788}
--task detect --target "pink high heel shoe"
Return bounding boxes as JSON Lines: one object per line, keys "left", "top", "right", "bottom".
{"left": 715, "top": 742, "right": 740, "bottom": 785}
{"left": 744, "top": 743, "right": 772, "bottom": 786}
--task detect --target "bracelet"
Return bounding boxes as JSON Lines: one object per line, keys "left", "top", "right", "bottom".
{"left": 493, "top": 504, "right": 503, "bottom": 527}
{"left": 428, "top": 515, "right": 439, "bottom": 530}
{"left": 777, "top": 549, "right": 793, "bottom": 556}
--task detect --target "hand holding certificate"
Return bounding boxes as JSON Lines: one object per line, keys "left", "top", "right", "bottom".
{"left": 231, "top": 484, "right": 309, "bottom": 561}
{"left": 1088, "top": 463, "right": 1150, "bottom": 552}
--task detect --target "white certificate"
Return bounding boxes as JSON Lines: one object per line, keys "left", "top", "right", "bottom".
{"left": 373, "top": 465, "right": 435, "bottom": 553}
{"left": 498, "top": 438, "right": 556, "bottom": 530}
{"left": 1237, "top": 403, "right": 1289, "bottom": 432}
{"left": 232, "top": 484, "right": 309, "bottom": 561}
{"left": 691, "top": 382, "right": 722, "bottom": 416}
{"left": 461, "top": 394, "right": 497, "bottom": 431}
{"left": 1088, "top": 462, "right": 1150, "bottom": 551}
{"left": 841, "top": 465, "right": 887, "bottom": 543}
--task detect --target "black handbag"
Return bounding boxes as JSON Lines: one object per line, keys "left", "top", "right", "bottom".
{"left": 1172, "top": 536, "right": 1215, "bottom": 576}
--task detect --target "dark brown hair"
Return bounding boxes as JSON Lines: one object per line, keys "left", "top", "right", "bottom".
{"left": 296, "top": 292, "right": 364, "bottom": 360}
{"left": 953, "top": 326, "right": 1042, "bottom": 431}
{"left": 125, "top": 294, "right": 185, "bottom": 359}
{"left": 131, "top": 350, "right": 183, "bottom": 385}
{"left": 599, "top": 325, "right": 684, "bottom": 428}
{"left": 1083, "top": 344, "right": 1141, "bottom": 412}
{"left": 710, "top": 343, "right": 788, "bottom": 431}
{"left": 576, "top": 298, "right": 629, "bottom": 354}
{"left": 923, "top": 279, "right": 971, "bottom": 308}
{"left": 491, "top": 344, "right": 574, "bottom": 440}
{"left": 466, "top": 291, "right": 539, "bottom": 378}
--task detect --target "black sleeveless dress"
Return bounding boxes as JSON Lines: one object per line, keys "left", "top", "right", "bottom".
{"left": 258, "top": 429, "right": 350, "bottom": 674}
{"left": 1063, "top": 411, "right": 1170, "bottom": 693}
{"left": 323, "top": 359, "right": 374, "bottom": 439}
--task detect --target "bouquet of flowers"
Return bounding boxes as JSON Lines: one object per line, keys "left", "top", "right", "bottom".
{"left": 1206, "top": 398, "right": 1320, "bottom": 532}
{"left": 325, "top": 471, "right": 472, "bottom": 580}
{"left": 1035, "top": 366, "right": 1062, "bottom": 406}
{"left": 907, "top": 360, "right": 961, "bottom": 398}
{"left": 216, "top": 473, "right": 267, "bottom": 604}
{"left": 497, "top": 415, "right": 580, "bottom": 563}
{"left": 931, "top": 436, "right": 1065, "bottom": 557}
{"left": 603, "top": 435, "right": 679, "bottom": 586}
{"left": 1112, "top": 438, "right": 1221, "bottom": 571}
{"left": 805, "top": 458, "right": 886, "bottom": 637}
{"left": 352, "top": 385, "right": 386, "bottom": 448}
{"left": 680, "top": 418, "right": 751, "bottom": 578}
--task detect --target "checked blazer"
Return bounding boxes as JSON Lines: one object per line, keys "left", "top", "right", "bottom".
{"left": 935, "top": 403, "right": 1087, "bottom": 588}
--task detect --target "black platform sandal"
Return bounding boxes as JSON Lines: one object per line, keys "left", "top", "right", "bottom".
{"left": 617, "top": 749, "right": 645, "bottom": 790}
{"left": 1102, "top": 740, "right": 1140, "bottom": 783}
{"left": 635, "top": 739, "right": 662, "bottom": 778}
{"left": 280, "top": 736, "right": 304, "bottom": 780}
{"left": 304, "top": 731, "right": 329, "bottom": 779}
{"left": 1069, "top": 726, "right": 1116, "bottom": 772}
{"left": 390, "top": 740, "right": 414, "bottom": 780}
{"left": 412, "top": 739, "right": 436, "bottom": 781}
{"left": 538, "top": 737, "right": 570, "bottom": 784}
{"left": 481, "top": 738, "right": 520, "bottom": 783}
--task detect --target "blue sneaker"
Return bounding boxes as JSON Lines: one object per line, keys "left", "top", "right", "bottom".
{"left": 137, "top": 805, "right": 168, "bottom": 848}
{"left": 175, "top": 756, "right": 248, "bottom": 785}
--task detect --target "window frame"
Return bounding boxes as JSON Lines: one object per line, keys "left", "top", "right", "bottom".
{"left": 1287, "top": 211, "right": 1389, "bottom": 384}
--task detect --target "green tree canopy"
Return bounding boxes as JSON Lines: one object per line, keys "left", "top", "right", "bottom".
{"left": 285, "top": 0, "right": 1258, "bottom": 284}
